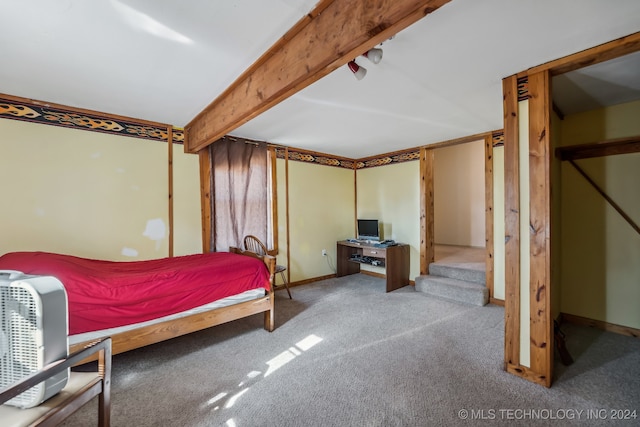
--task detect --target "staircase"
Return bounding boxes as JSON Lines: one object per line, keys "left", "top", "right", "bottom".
{"left": 415, "top": 261, "right": 489, "bottom": 306}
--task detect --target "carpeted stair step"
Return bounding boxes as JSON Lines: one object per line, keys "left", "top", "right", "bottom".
{"left": 415, "top": 275, "right": 489, "bottom": 306}
{"left": 429, "top": 263, "right": 485, "bottom": 285}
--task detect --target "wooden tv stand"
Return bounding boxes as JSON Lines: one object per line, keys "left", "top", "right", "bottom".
{"left": 336, "top": 240, "right": 410, "bottom": 292}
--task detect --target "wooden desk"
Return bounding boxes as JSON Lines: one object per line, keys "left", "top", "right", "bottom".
{"left": 336, "top": 240, "right": 410, "bottom": 292}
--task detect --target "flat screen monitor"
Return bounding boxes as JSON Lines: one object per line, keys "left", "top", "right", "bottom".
{"left": 357, "top": 219, "right": 380, "bottom": 241}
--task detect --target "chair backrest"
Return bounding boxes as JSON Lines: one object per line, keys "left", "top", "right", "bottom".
{"left": 243, "top": 235, "right": 268, "bottom": 256}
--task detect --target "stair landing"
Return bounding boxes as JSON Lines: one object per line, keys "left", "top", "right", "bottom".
{"left": 434, "top": 244, "right": 484, "bottom": 264}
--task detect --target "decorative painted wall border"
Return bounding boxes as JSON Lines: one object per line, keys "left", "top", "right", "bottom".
{"left": 492, "top": 131, "right": 504, "bottom": 147}
{"left": 274, "top": 134, "right": 506, "bottom": 170}
{"left": 0, "top": 95, "right": 184, "bottom": 144}
{"left": 356, "top": 150, "right": 420, "bottom": 169}
{"left": 275, "top": 147, "right": 356, "bottom": 169}
{"left": 517, "top": 77, "right": 529, "bottom": 101}
{"left": 1, "top": 93, "right": 502, "bottom": 168}
{"left": 274, "top": 146, "right": 422, "bottom": 170}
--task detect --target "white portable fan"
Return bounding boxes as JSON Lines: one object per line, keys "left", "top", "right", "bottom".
{"left": 0, "top": 270, "right": 69, "bottom": 408}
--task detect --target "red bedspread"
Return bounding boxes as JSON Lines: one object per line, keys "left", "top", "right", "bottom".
{"left": 0, "top": 251, "right": 270, "bottom": 335}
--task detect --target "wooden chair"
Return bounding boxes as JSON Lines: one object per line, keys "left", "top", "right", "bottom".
{"left": 0, "top": 337, "right": 112, "bottom": 427}
{"left": 244, "top": 235, "right": 292, "bottom": 299}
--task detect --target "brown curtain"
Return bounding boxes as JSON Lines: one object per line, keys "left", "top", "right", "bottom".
{"left": 210, "top": 136, "right": 269, "bottom": 252}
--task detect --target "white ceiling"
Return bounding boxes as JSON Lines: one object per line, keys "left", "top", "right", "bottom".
{"left": 553, "top": 50, "right": 640, "bottom": 116}
{"left": 1, "top": 0, "right": 639, "bottom": 158}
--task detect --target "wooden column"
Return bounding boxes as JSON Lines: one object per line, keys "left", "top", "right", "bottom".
{"left": 484, "top": 134, "right": 494, "bottom": 300}
{"left": 285, "top": 147, "right": 291, "bottom": 283}
{"left": 527, "top": 70, "right": 553, "bottom": 387}
{"left": 354, "top": 164, "right": 358, "bottom": 236}
{"left": 269, "top": 147, "right": 279, "bottom": 252}
{"left": 167, "top": 126, "right": 174, "bottom": 257}
{"left": 198, "top": 147, "right": 213, "bottom": 253}
{"left": 502, "top": 75, "right": 521, "bottom": 371}
{"left": 420, "top": 147, "right": 435, "bottom": 274}
{"left": 503, "top": 72, "right": 553, "bottom": 387}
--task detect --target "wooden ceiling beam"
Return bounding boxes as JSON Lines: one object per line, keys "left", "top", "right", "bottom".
{"left": 517, "top": 31, "right": 640, "bottom": 78}
{"left": 184, "top": 0, "right": 451, "bottom": 153}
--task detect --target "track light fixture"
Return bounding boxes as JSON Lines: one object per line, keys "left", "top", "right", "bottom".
{"left": 363, "top": 48, "right": 383, "bottom": 64}
{"left": 347, "top": 47, "right": 383, "bottom": 80}
{"left": 348, "top": 60, "right": 367, "bottom": 80}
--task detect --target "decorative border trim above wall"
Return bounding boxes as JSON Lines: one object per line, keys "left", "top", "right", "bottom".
{"left": 274, "top": 146, "right": 421, "bottom": 170}
{"left": 0, "top": 94, "right": 184, "bottom": 144}
{"left": 1, "top": 93, "right": 503, "bottom": 169}
{"left": 275, "top": 147, "right": 356, "bottom": 169}
{"left": 492, "top": 130, "right": 505, "bottom": 147}
{"left": 356, "top": 150, "right": 420, "bottom": 169}
{"left": 517, "top": 77, "right": 529, "bottom": 101}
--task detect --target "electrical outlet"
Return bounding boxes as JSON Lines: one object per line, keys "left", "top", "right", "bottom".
{"left": 322, "top": 249, "right": 327, "bottom": 256}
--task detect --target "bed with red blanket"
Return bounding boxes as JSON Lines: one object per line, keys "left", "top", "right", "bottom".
{"left": 0, "top": 247, "right": 276, "bottom": 356}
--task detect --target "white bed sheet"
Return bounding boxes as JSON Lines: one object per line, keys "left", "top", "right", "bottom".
{"left": 68, "top": 287, "right": 267, "bottom": 345}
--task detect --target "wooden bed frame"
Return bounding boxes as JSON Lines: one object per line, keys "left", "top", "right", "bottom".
{"left": 68, "top": 247, "right": 276, "bottom": 357}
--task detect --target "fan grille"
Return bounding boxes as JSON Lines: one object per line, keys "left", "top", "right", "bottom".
{"left": 0, "top": 285, "right": 41, "bottom": 407}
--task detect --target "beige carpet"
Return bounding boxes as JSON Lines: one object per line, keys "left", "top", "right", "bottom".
{"left": 61, "top": 274, "right": 639, "bottom": 426}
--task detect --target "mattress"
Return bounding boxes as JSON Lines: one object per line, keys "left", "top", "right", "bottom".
{"left": 0, "top": 251, "right": 270, "bottom": 335}
{"left": 68, "top": 287, "right": 266, "bottom": 345}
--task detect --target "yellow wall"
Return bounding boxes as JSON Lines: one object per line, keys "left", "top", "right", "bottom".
{"left": 558, "top": 100, "right": 640, "bottom": 329}
{"left": 356, "top": 162, "right": 421, "bottom": 280}
{"left": 0, "top": 119, "right": 201, "bottom": 260}
{"left": 172, "top": 143, "right": 202, "bottom": 256}
{"left": 434, "top": 140, "right": 486, "bottom": 247}
{"left": 518, "top": 100, "right": 531, "bottom": 368}
{"left": 492, "top": 145, "right": 505, "bottom": 300}
{"left": 2, "top": 118, "right": 492, "bottom": 291}
{"left": 560, "top": 100, "right": 640, "bottom": 144}
{"left": 278, "top": 159, "right": 354, "bottom": 283}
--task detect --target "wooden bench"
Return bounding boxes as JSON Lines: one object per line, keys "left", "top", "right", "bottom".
{"left": 0, "top": 337, "right": 111, "bottom": 427}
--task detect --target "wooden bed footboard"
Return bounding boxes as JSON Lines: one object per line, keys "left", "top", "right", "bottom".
{"left": 70, "top": 248, "right": 276, "bottom": 359}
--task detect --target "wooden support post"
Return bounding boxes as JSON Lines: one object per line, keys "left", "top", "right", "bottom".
{"left": 199, "top": 147, "right": 213, "bottom": 252}
{"left": 527, "top": 70, "right": 552, "bottom": 387}
{"left": 420, "top": 147, "right": 435, "bottom": 275}
{"left": 269, "top": 147, "right": 279, "bottom": 252}
{"left": 502, "top": 75, "right": 521, "bottom": 370}
{"left": 168, "top": 126, "right": 174, "bottom": 257}
{"left": 285, "top": 147, "right": 291, "bottom": 283}
{"left": 484, "top": 134, "right": 494, "bottom": 299}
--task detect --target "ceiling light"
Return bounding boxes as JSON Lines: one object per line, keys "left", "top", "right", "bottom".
{"left": 363, "top": 48, "right": 383, "bottom": 64}
{"left": 348, "top": 60, "right": 367, "bottom": 80}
